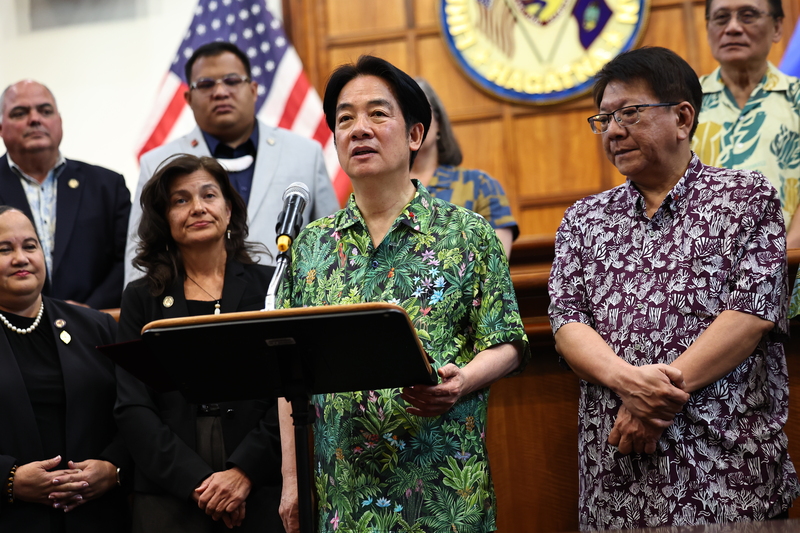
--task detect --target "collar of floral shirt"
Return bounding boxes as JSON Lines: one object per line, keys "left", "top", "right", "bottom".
{"left": 702, "top": 61, "right": 791, "bottom": 94}
{"left": 334, "top": 179, "right": 435, "bottom": 236}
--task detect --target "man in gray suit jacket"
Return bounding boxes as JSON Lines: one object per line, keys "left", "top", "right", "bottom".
{"left": 125, "top": 42, "right": 339, "bottom": 285}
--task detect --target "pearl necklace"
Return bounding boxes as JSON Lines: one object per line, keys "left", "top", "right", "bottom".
{"left": 0, "top": 302, "right": 45, "bottom": 334}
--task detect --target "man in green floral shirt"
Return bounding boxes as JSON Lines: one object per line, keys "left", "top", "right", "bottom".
{"left": 277, "top": 56, "right": 529, "bottom": 533}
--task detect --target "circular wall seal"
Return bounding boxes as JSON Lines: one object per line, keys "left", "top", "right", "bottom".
{"left": 440, "top": 0, "right": 650, "bottom": 105}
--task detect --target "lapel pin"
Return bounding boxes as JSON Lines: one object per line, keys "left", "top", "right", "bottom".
{"left": 60, "top": 330, "right": 72, "bottom": 345}
{"left": 191, "top": 139, "right": 199, "bottom": 148}
{"left": 163, "top": 296, "right": 174, "bottom": 308}
{"left": 54, "top": 319, "right": 66, "bottom": 328}
{"left": 267, "top": 138, "right": 275, "bottom": 146}
{"left": 68, "top": 179, "right": 79, "bottom": 189}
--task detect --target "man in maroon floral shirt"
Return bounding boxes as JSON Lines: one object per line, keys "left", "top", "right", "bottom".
{"left": 548, "top": 46, "right": 800, "bottom": 530}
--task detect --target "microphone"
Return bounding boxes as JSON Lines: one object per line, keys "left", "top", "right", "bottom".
{"left": 275, "top": 182, "right": 310, "bottom": 253}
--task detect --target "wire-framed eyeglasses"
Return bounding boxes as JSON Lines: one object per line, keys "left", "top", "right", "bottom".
{"left": 707, "top": 8, "right": 773, "bottom": 28}
{"left": 587, "top": 103, "right": 679, "bottom": 134}
{"left": 189, "top": 74, "right": 251, "bottom": 92}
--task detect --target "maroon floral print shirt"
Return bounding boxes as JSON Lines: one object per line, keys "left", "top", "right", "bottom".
{"left": 548, "top": 154, "right": 800, "bottom": 530}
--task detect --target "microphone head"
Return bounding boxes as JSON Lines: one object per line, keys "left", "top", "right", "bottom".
{"left": 283, "top": 182, "right": 310, "bottom": 202}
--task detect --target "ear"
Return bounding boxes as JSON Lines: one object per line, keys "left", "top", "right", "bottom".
{"left": 248, "top": 80, "right": 258, "bottom": 98}
{"left": 772, "top": 16, "right": 783, "bottom": 42}
{"left": 184, "top": 90, "right": 192, "bottom": 105}
{"left": 226, "top": 201, "right": 232, "bottom": 225}
{"left": 675, "top": 102, "right": 695, "bottom": 142}
{"left": 408, "top": 122, "right": 425, "bottom": 152}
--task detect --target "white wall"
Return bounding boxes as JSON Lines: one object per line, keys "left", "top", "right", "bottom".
{"left": 0, "top": 0, "right": 282, "bottom": 194}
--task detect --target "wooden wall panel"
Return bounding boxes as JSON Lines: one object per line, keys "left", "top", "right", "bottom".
{"left": 520, "top": 205, "right": 576, "bottom": 237}
{"left": 415, "top": 36, "right": 502, "bottom": 117}
{"left": 414, "top": 0, "right": 438, "bottom": 27}
{"left": 328, "top": 41, "right": 411, "bottom": 74}
{"left": 325, "top": 0, "right": 407, "bottom": 37}
{"left": 514, "top": 112, "right": 606, "bottom": 198}
{"left": 451, "top": 120, "right": 507, "bottom": 186}
{"left": 640, "top": 5, "right": 695, "bottom": 57}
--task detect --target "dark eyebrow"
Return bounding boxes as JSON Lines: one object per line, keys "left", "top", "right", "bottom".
{"left": 0, "top": 237, "right": 38, "bottom": 246}
{"left": 8, "top": 103, "right": 55, "bottom": 114}
{"left": 170, "top": 183, "right": 221, "bottom": 196}
{"left": 335, "top": 98, "right": 394, "bottom": 115}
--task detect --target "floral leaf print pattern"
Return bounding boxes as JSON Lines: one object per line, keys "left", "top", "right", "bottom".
{"left": 548, "top": 154, "right": 800, "bottom": 530}
{"left": 771, "top": 124, "right": 800, "bottom": 171}
{"left": 279, "top": 182, "right": 529, "bottom": 532}
{"left": 693, "top": 64, "right": 800, "bottom": 231}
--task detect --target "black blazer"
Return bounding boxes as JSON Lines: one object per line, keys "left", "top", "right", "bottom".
{"left": 114, "top": 261, "right": 281, "bottom": 499}
{"left": 0, "top": 297, "right": 132, "bottom": 532}
{"left": 0, "top": 155, "right": 131, "bottom": 309}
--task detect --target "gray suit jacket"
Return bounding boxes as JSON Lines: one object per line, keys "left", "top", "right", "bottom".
{"left": 125, "top": 119, "right": 340, "bottom": 284}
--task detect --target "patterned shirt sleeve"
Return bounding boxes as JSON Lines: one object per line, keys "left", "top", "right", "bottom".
{"left": 725, "top": 172, "right": 788, "bottom": 334}
{"left": 548, "top": 202, "right": 594, "bottom": 334}
{"left": 468, "top": 215, "right": 529, "bottom": 359}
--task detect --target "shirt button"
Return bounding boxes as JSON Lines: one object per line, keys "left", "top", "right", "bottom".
{"left": 636, "top": 304, "right": 643, "bottom": 310}
{"left": 644, "top": 267, "right": 651, "bottom": 273}
{"left": 736, "top": 143, "right": 744, "bottom": 150}
{"left": 635, "top": 344, "right": 642, "bottom": 351}
{"left": 371, "top": 260, "right": 379, "bottom": 268}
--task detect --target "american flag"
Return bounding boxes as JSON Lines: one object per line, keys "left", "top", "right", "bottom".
{"left": 136, "top": 0, "right": 350, "bottom": 203}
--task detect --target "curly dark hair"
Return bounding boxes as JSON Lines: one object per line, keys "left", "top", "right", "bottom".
{"left": 134, "top": 154, "right": 268, "bottom": 296}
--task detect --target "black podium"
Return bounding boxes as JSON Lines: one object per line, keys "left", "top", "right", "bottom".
{"left": 101, "top": 302, "right": 437, "bottom": 533}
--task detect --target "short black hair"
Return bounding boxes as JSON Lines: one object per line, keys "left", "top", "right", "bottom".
{"left": 592, "top": 46, "right": 703, "bottom": 139}
{"left": 323, "top": 55, "right": 431, "bottom": 169}
{"left": 184, "top": 42, "right": 252, "bottom": 83}
{"left": 705, "top": 0, "right": 783, "bottom": 19}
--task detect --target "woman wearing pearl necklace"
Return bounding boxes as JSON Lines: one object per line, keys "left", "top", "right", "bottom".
{"left": 0, "top": 206, "right": 131, "bottom": 532}
{"left": 115, "top": 155, "right": 281, "bottom": 533}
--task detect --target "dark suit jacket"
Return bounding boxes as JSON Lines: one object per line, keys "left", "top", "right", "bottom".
{"left": 0, "top": 155, "right": 131, "bottom": 309}
{"left": 0, "top": 297, "right": 132, "bottom": 532}
{"left": 114, "top": 261, "right": 281, "bottom": 501}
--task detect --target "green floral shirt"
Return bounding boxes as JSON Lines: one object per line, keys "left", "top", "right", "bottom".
{"left": 280, "top": 181, "right": 529, "bottom": 533}
{"left": 693, "top": 63, "right": 800, "bottom": 228}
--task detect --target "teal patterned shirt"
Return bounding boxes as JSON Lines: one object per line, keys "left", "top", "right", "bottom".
{"left": 693, "top": 63, "right": 800, "bottom": 228}
{"left": 280, "top": 181, "right": 529, "bottom": 533}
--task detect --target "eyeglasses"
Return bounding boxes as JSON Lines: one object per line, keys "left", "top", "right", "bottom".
{"left": 189, "top": 74, "right": 251, "bottom": 92}
{"left": 587, "top": 103, "right": 679, "bottom": 134}
{"left": 707, "top": 8, "right": 773, "bottom": 27}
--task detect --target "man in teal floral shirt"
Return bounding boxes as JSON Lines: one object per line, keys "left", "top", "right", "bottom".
{"left": 278, "top": 56, "right": 529, "bottom": 533}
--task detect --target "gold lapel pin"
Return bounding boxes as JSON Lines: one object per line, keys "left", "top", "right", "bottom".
{"left": 162, "top": 296, "right": 174, "bottom": 308}
{"left": 60, "top": 330, "right": 72, "bottom": 345}
{"left": 54, "top": 319, "right": 66, "bottom": 328}
{"left": 68, "top": 179, "right": 79, "bottom": 189}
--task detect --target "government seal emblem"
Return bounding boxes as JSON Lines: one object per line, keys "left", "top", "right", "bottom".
{"left": 440, "top": 0, "right": 649, "bottom": 104}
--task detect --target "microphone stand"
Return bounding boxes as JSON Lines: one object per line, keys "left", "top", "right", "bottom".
{"left": 263, "top": 252, "right": 289, "bottom": 311}
{"left": 262, "top": 251, "right": 316, "bottom": 533}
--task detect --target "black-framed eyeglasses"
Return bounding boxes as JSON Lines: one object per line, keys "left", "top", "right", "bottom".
{"left": 587, "top": 103, "right": 679, "bottom": 134}
{"left": 189, "top": 74, "right": 251, "bottom": 92}
{"left": 707, "top": 8, "right": 774, "bottom": 27}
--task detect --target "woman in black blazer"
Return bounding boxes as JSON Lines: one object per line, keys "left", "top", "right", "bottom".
{"left": 115, "top": 155, "right": 282, "bottom": 532}
{"left": 0, "top": 206, "right": 131, "bottom": 532}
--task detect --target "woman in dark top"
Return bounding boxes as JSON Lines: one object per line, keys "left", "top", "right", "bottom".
{"left": 0, "top": 205, "right": 130, "bottom": 532}
{"left": 114, "top": 155, "right": 281, "bottom": 532}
